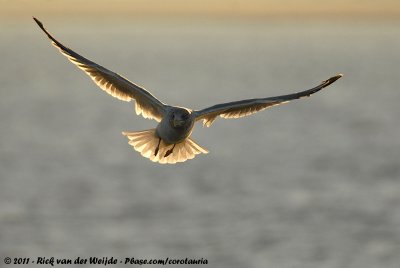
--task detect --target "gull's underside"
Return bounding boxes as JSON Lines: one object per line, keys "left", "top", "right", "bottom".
{"left": 34, "top": 17, "right": 342, "bottom": 164}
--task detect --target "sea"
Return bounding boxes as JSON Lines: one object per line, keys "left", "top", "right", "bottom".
{"left": 1, "top": 18, "right": 399, "bottom": 267}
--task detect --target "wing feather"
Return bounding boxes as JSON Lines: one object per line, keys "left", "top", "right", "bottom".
{"left": 194, "top": 74, "right": 342, "bottom": 127}
{"left": 34, "top": 17, "right": 166, "bottom": 122}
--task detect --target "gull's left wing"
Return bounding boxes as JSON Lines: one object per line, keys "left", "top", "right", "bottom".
{"left": 33, "top": 17, "right": 167, "bottom": 122}
{"left": 193, "top": 74, "right": 342, "bottom": 127}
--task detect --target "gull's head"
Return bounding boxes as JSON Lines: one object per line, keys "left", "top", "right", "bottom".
{"left": 170, "top": 108, "right": 191, "bottom": 128}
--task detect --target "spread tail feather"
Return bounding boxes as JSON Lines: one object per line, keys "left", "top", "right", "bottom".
{"left": 122, "top": 129, "right": 208, "bottom": 164}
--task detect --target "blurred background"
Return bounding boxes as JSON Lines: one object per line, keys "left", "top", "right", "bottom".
{"left": 1, "top": 0, "right": 400, "bottom": 267}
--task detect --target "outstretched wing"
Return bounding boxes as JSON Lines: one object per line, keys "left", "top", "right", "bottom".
{"left": 33, "top": 17, "right": 167, "bottom": 122}
{"left": 194, "top": 74, "right": 342, "bottom": 127}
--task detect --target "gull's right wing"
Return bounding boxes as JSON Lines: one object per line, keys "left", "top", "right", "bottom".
{"left": 34, "top": 17, "right": 167, "bottom": 122}
{"left": 193, "top": 74, "right": 342, "bottom": 127}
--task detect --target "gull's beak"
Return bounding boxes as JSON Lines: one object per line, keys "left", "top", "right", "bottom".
{"left": 173, "top": 119, "right": 185, "bottom": 128}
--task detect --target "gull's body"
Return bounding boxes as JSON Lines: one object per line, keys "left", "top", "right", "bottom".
{"left": 34, "top": 17, "right": 342, "bottom": 164}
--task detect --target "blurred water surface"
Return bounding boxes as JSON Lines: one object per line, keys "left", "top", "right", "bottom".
{"left": 0, "top": 19, "right": 399, "bottom": 268}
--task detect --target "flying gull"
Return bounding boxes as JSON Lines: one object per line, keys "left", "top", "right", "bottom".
{"left": 33, "top": 17, "right": 342, "bottom": 164}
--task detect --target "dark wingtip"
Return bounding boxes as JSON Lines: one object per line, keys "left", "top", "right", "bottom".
{"left": 323, "top": 74, "right": 343, "bottom": 87}
{"left": 33, "top": 17, "right": 45, "bottom": 30}
{"left": 330, "top": 73, "right": 343, "bottom": 82}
